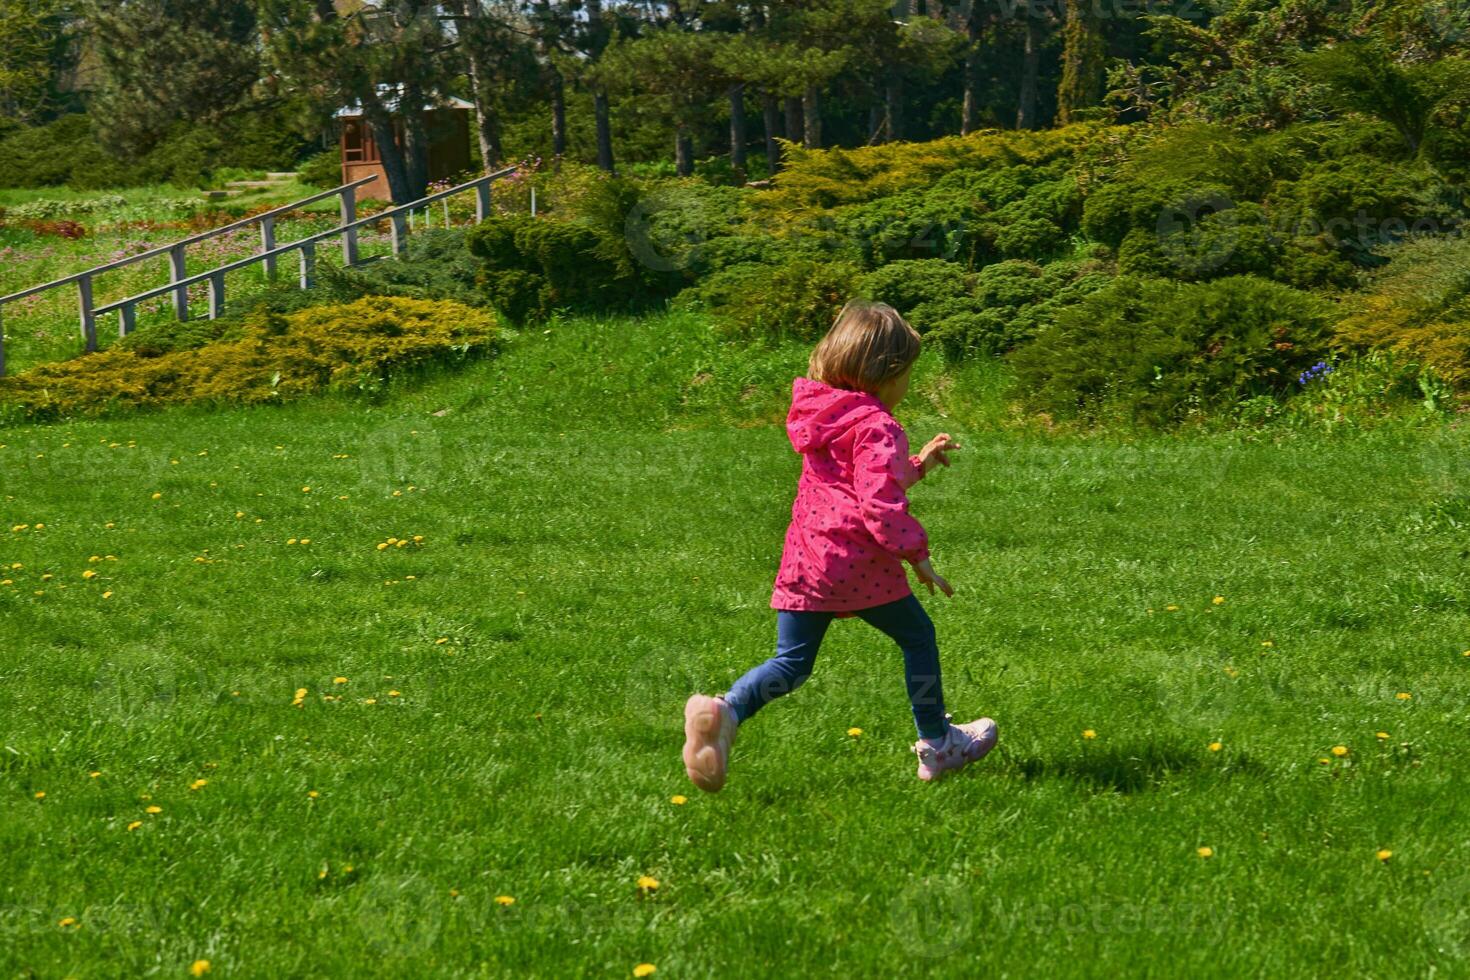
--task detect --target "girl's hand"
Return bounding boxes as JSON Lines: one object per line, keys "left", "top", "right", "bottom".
{"left": 912, "top": 558, "right": 954, "bottom": 598}
{"left": 917, "top": 433, "right": 960, "bottom": 476}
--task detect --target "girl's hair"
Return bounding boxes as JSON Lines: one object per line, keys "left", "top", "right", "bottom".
{"left": 808, "top": 300, "right": 922, "bottom": 393}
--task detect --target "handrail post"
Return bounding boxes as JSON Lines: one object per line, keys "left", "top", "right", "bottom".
{"left": 119, "top": 302, "right": 137, "bottom": 337}
{"left": 299, "top": 243, "right": 316, "bottom": 289}
{"left": 340, "top": 186, "right": 359, "bottom": 267}
{"left": 77, "top": 273, "right": 97, "bottom": 353}
{"left": 208, "top": 273, "right": 225, "bottom": 320}
{"left": 261, "top": 216, "right": 277, "bottom": 279}
{"left": 169, "top": 244, "right": 189, "bottom": 322}
{"left": 389, "top": 213, "right": 408, "bottom": 258}
{"left": 0, "top": 304, "right": 7, "bottom": 379}
{"left": 475, "top": 179, "right": 491, "bottom": 222}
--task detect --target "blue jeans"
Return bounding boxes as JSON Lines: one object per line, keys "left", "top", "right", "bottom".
{"left": 723, "top": 594, "right": 948, "bottom": 739}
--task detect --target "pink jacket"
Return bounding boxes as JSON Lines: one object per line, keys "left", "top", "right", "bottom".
{"left": 770, "top": 377, "right": 929, "bottom": 613}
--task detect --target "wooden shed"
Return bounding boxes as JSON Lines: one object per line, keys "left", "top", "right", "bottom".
{"left": 336, "top": 93, "right": 474, "bottom": 201}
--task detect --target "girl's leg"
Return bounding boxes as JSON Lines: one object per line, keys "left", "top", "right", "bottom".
{"left": 853, "top": 595, "right": 948, "bottom": 740}
{"left": 721, "top": 610, "right": 835, "bottom": 724}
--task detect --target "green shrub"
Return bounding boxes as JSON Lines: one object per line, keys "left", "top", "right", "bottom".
{"left": 0, "top": 297, "right": 496, "bottom": 417}
{"left": 297, "top": 150, "right": 342, "bottom": 188}
{"left": 467, "top": 215, "right": 634, "bottom": 324}
{"left": 1010, "top": 274, "right": 1334, "bottom": 426}
{"left": 858, "top": 259, "right": 973, "bottom": 314}
{"left": 675, "top": 258, "right": 861, "bottom": 341}
{"left": 1334, "top": 235, "right": 1470, "bottom": 386}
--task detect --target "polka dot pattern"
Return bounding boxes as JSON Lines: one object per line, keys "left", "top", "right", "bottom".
{"left": 771, "top": 378, "right": 931, "bottom": 613}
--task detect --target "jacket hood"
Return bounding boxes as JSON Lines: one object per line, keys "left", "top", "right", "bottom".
{"left": 785, "top": 377, "right": 887, "bottom": 453}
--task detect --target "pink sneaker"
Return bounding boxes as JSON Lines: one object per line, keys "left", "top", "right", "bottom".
{"left": 913, "top": 716, "right": 997, "bottom": 782}
{"left": 683, "top": 695, "right": 739, "bottom": 792}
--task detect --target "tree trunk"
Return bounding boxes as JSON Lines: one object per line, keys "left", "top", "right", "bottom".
{"left": 885, "top": 74, "right": 903, "bottom": 143}
{"left": 593, "top": 90, "right": 615, "bottom": 173}
{"left": 961, "top": 5, "right": 983, "bottom": 134}
{"left": 802, "top": 85, "right": 821, "bottom": 149}
{"left": 550, "top": 72, "right": 567, "bottom": 158}
{"left": 399, "top": 81, "right": 431, "bottom": 199}
{"left": 1057, "top": 0, "right": 1106, "bottom": 124}
{"left": 762, "top": 93, "right": 782, "bottom": 172}
{"left": 450, "top": 0, "right": 501, "bottom": 170}
{"left": 361, "top": 90, "right": 415, "bottom": 204}
{"left": 868, "top": 103, "right": 884, "bottom": 144}
{"left": 784, "top": 96, "right": 803, "bottom": 147}
{"left": 1016, "top": 14, "right": 1042, "bottom": 130}
{"left": 728, "top": 83, "right": 747, "bottom": 181}
{"left": 675, "top": 122, "right": 694, "bottom": 177}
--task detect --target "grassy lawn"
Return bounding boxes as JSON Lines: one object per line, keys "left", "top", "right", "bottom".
{"left": 2, "top": 312, "right": 1469, "bottom": 977}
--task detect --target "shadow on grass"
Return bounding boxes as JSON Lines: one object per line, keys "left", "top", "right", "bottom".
{"left": 1006, "top": 742, "right": 1269, "bottom": 794}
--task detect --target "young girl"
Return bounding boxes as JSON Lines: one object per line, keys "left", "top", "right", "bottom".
{"left": 682, "top": 301, "right": 997, "bottom": 789}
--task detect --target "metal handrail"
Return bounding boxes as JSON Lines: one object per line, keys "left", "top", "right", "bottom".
{"left": 0, "top": 167, "right": 520, "bottom": 378}
{"left": 93, "top": 167, "right": 517, "bottom": 325}
{"left": 0, "top": 176, "right": 377, "bottom": 305}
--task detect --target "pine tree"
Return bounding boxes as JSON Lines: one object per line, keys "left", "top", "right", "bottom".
{"left": 85, "top": 0, "right": 260, "bottom": 154}
{"left": 1056, "top": 0, "right": 1106, "bottom": 123}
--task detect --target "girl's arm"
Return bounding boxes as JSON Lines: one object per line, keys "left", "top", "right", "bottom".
{"left": 852, "top": 420, "right": 930, "bottom": 564}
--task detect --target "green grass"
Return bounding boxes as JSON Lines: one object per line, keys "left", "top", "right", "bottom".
{"left": 3, "top": 311, "right": 1470, "bottom": 977}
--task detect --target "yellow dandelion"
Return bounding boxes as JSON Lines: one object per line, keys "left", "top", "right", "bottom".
{"left": 34, "top": 791, "right": 45, "bottom": 800}
{"left": 435, "top": 637, "right": 448, "bottom": 645}
{"left": 633, "top": 964, "right": 656, "bottom": 977}
{"left": 89, "top": 771, "right": 101, "bottom": 778}
{"left": 670, "top": 795, "right": 687, "bottom": 805}
{"left": 189, "top": 779, "right": 207, "bottom": 791}
{"left": 847, "top": 727, "right": 863, "bottom": 737}
{"left": 1197, "top": 846, "right": 1213, "bottom": 858}
{"left": 1, "top": 580, "right": 11, "bottom": 586}
{"left": 302, "top": 486, "right": 311, "bottom": 493}
{"left": 102, "top": 591, "right": 113, "bottom": 599}
{"left": 126, "top": 821, "right": 142, "bottom": 831}
{"left": 88, "top": 555, "right": 100, "bottom": 563}
{"left": 151, "top": 492, "right": 161, "bottom": 500}
{"left": 1261, "top": 640, "right": 1274, "bottom": 647}
{"left": 299, "top": 538, "right": 310, "bottom": 545}
{"left": 1208, "top": 741, "right": 1222, "bottom": 752}
{"left": 1212, "top": 595, "right": 1225, "bottom": 605}
{"left": 1165, "top": 604, "right": 1180, "bottom": 611}
{"left": 82, "top": 569, "right": 96, "bottom": 579}
{"left": 1376, "top": 731, "right": 1389, "bottom": 740}
{"left": 190, "top": 960, "right": 211, "bottom": 977}
{"left": 1396, "top": 692, "right": 1412, "bottom": 700}
{"left": 412, "top": 535, "right": 424, "bottom": 543}
{"left": 1318, "top": 757, "right": 1331, "bottom": 765}
{"left": 58, "top": 917, "right": 76, "bottom": 927}
{"left": 1377, "top": 849, "right": 1393, "bottom": 862}
{"left": 637, "top": 875, "right": 660, "bottom": 891}
{"left": 236, "top": 511, "right": 244, "bottom": 519}
{"left": 287, "top": 538, "right": 298, "bottom": 545}
{"left": 376, "top": 542, "right": 389, "bottom": 551}
{"left": 145, "top": 805, "right": 162, "bottom": 814}
{"left": 308, "top": 790, "right": 319, "bottom": 799}
{"left": 33, "top": 523, "right": 43, "bottom": 530}
{"left": 363, "top": 698, "right": 377, "bottom": 705}
{"left": 495, "top": 895, "right": 515, "bottom": 906}
{"left": 41, "top": 573, "right": 52, "bottom": 581}
{"left": 395, "top": 540, "right": 406, "bottom": 548}
{"left": 1082, "top": 729, "right": 1096, "bottom": 739}
{"left": 1331, "top": 745, "right": 1349, "bottom": 757}
{"left": 333, "top": 677, "right": 348, "bottom": 685}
